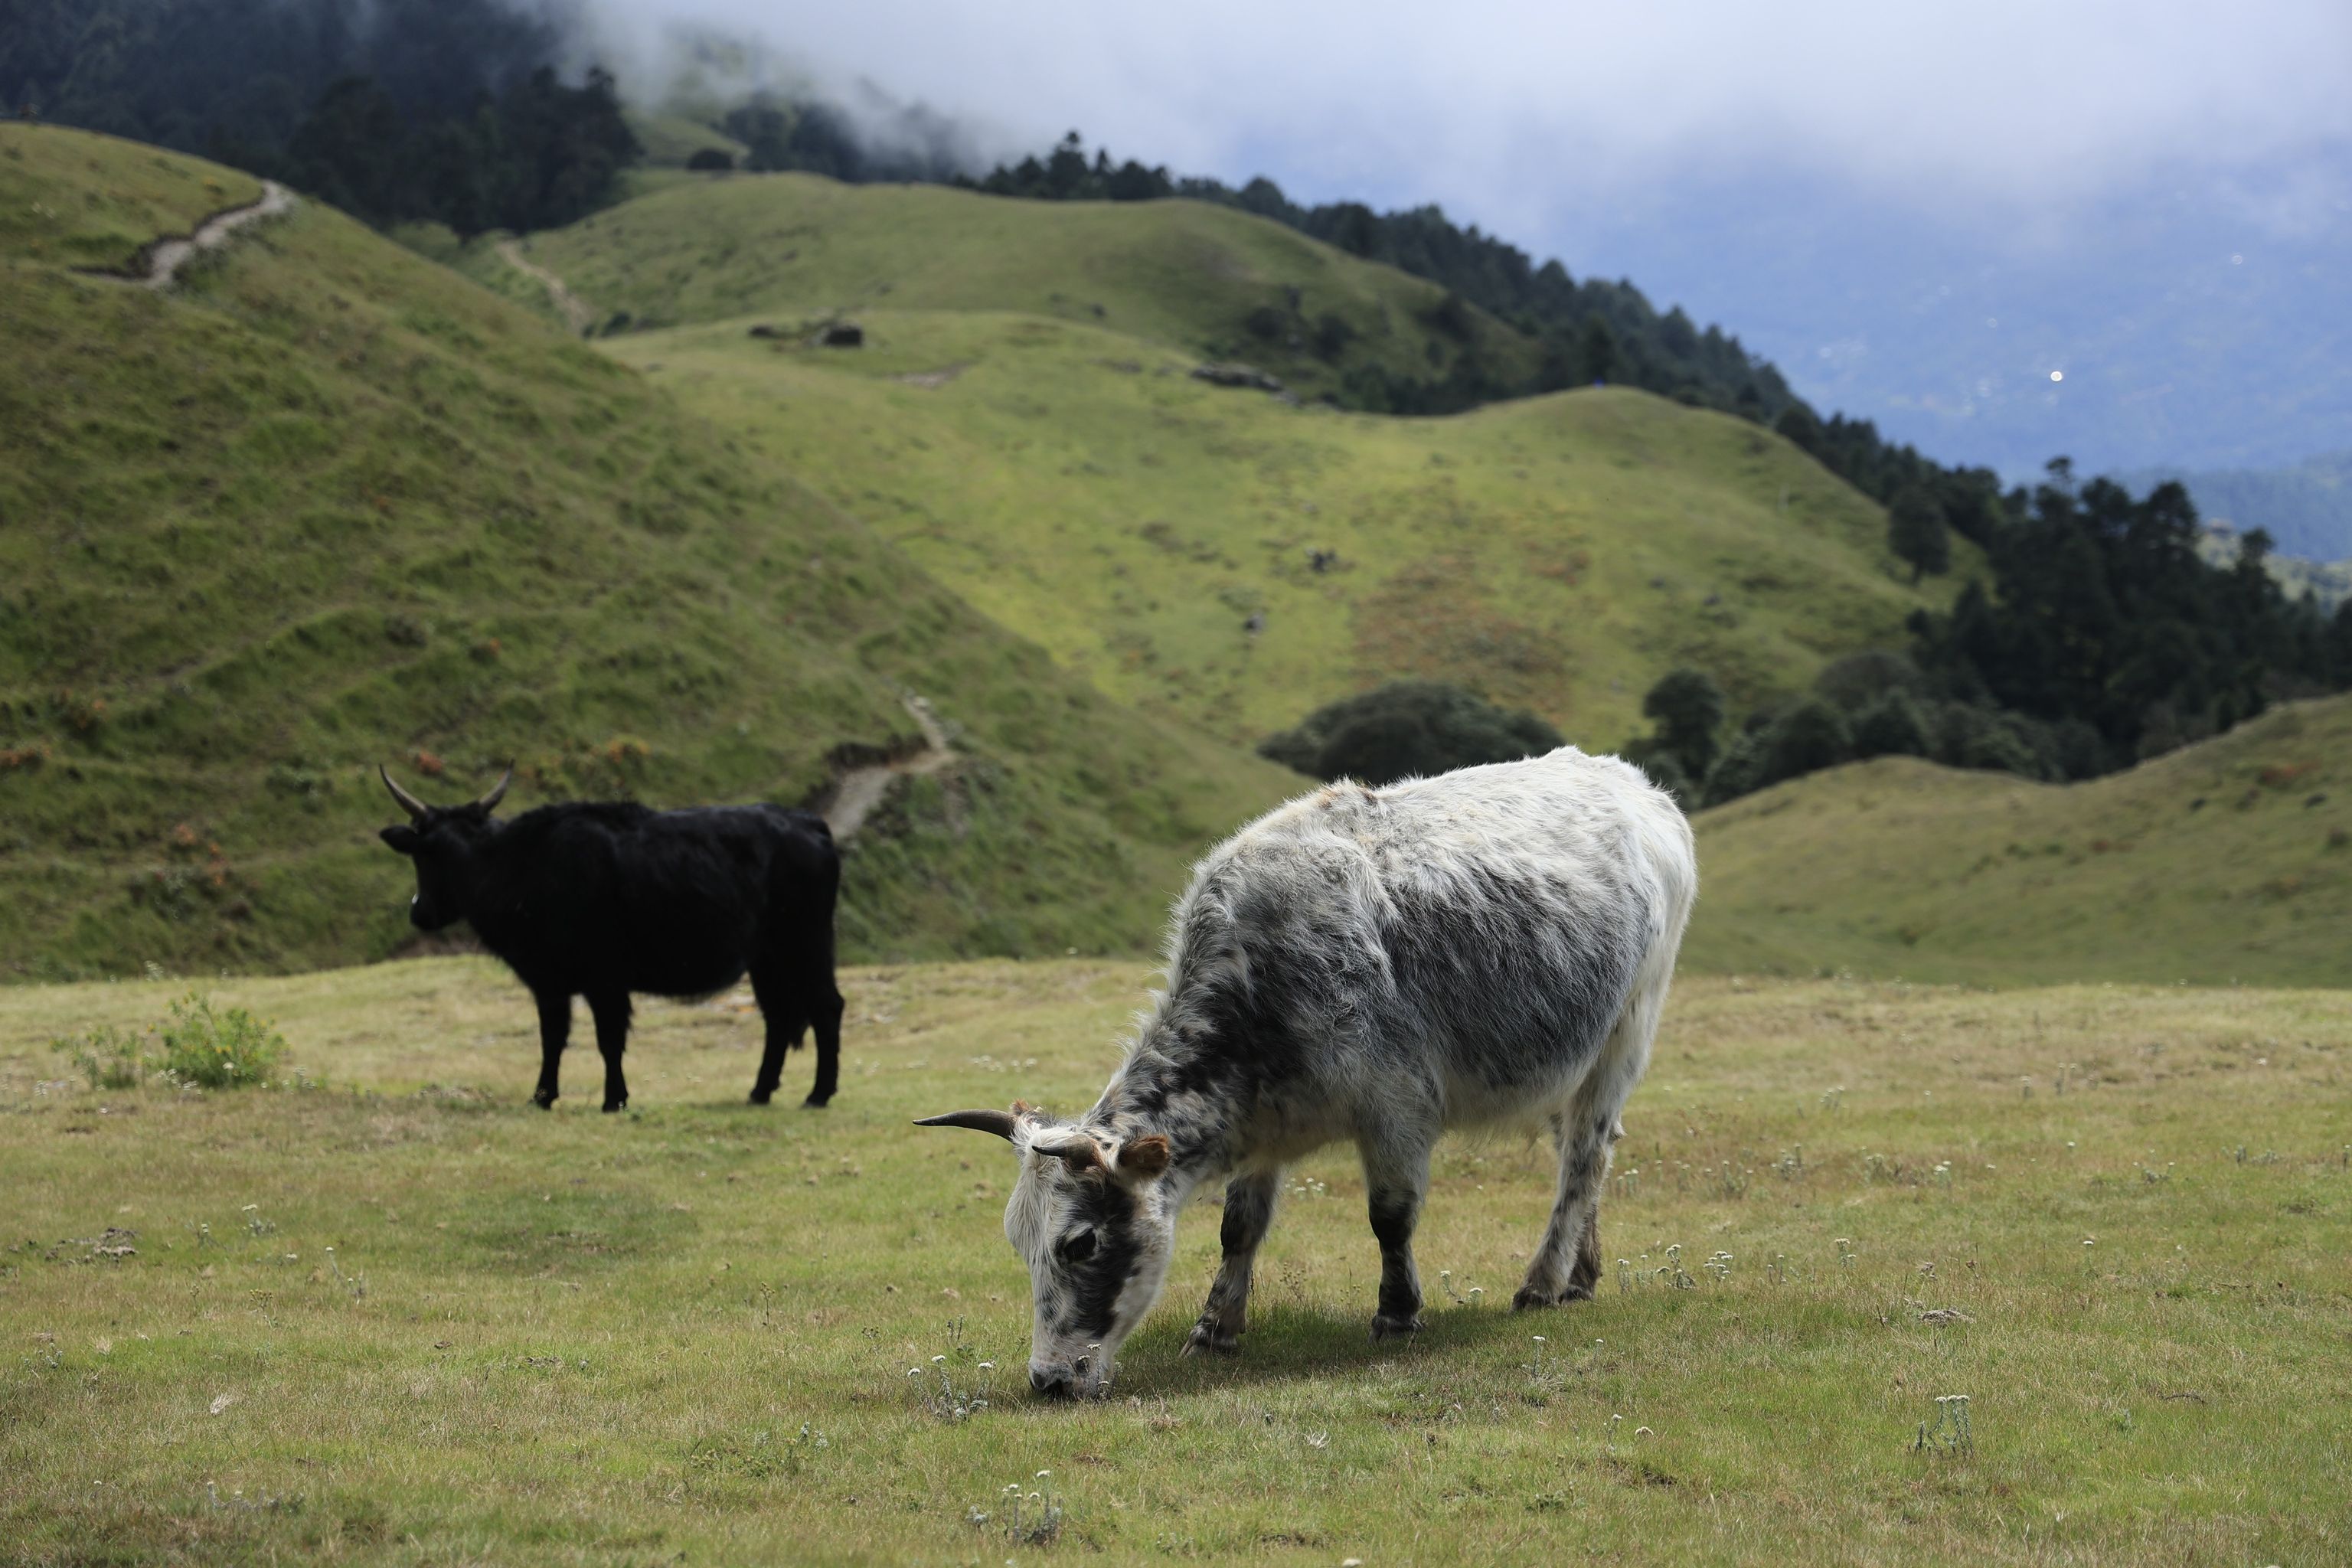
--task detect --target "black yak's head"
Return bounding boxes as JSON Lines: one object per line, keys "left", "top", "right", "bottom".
{"left": 377, "top": 766, "right": 511, "bottom": 930}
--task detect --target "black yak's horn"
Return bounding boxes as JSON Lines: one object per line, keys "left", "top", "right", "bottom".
{"left": 474, "top": 765, "right": 513, "bottom": 813}
{"left": 379, "top": 766, "right": 430, "bottom": 821}
{"left": 914, "top": 1109, "right": 1020, "bottom": 1141}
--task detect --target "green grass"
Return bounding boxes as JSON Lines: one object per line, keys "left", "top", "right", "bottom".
{"left": 1687, "top": 694, "right": 2352, "bottom": 986}
{"left": 508, "top": 172, "right": 1537, "bottom": 401}
{"left": 0, "top": 125, "right": 1296, "bottom": 979}
{"left": 0, "top": 128, "right": 260, "bottom": 272}
{"left": 598, "top": 307, "right": 1971, "bottom": 749}
{"left": 5, "top": 958, "right": 2347, "bottom": 1563}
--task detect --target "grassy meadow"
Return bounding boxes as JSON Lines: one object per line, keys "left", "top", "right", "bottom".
{"left": 1691, "top": 694, "right": 2352, "bottom": 988}
{"left": 491, "top": 173, "right": 1976, "bottom": 749}
{"left": 491, "top": 172, "right": 1537, "bottom": 403}
{"left": 0, "top": 124, "right": 1297, "bottom": 980}
{"left": 600, "top": 309, "right": 1966, "bottom": 750}
{"left": 5, "top": 958, "right": 2347, "bottom": 1565}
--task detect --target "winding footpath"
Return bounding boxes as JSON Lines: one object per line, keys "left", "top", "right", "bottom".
{"left": 819, "top": 695, "right": 955, "bottom": 843}
{"left": 495, "top": 238, "right": 596, "bottom": 335}
{"left": 129, "top": 180, "right": 296, "bottom": 288}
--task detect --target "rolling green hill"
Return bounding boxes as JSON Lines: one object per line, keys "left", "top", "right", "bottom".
{"left": 503, "top": 172, "right": 1538, "bottom": 402}
{"left": 479, "top": 175, "right": 1978, "bottom": 750}
{"left": 596, "top": 307, "right": 1971, "bottom": 749}
{"left": 1687, "top": 694, "right": 2352, "bottom": 987}
{"left": 622, "top": 109, "right": 749, "bottom": 169}
{"left": 0, "top": 125, "right": 1296, "bottom": 981}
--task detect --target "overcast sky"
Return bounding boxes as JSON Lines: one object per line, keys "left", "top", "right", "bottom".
{"left": 570, "top": 1, "right": 2352, "bottom": 476}
{"left": 586, "top": 0, "right": 2352, "bottom": 239}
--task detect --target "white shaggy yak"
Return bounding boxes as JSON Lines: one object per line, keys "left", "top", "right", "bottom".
{"left": 919, "top": 746, "right": 1697, "bottom": 1398}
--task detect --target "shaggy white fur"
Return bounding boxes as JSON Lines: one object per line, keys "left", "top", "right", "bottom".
{"left": 929, "top": 746, "right": 1697, "bottom": 1398}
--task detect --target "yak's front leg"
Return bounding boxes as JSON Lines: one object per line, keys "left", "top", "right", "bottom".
{"left": 1359, "top": 1127, "right": 1436, "bottom": 1342}
{"left": 531, "top": 991, "right": 570, "bottom": 1109}
{"left": 586, "top": 989, "right": 632, "bottom": 1112}
{"left": 1184, "top": 1168, "right": 1282, "bottom": 1357}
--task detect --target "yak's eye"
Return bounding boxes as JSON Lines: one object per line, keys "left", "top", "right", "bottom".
{"left": 1058, "top": 1230, "right": 1098, "bottom": 1263}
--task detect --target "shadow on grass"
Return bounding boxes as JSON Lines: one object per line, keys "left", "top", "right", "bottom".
{"left": 1112, "top": 1298, "right": 1566, "bottom": 1398}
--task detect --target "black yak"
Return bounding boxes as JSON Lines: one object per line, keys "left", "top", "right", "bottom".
{"left": 378, "top": 766, "right": 844, "bottom": 1111}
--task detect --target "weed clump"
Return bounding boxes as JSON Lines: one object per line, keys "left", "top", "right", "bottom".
{"left": 155, "top": 993, "right": 287, "bottom": 1086}
{"left": 51, "top": 992, "right": 289, "bottom": 1090}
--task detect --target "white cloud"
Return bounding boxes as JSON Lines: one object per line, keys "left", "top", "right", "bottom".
{"left": 578, "top": 0, "right": 2352, "bottom": 224}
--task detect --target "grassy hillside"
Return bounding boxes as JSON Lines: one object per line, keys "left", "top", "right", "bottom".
{"left": 7, "top": 959, "right": 2347, "bottom": 1563}
{"left": 0, "top": 129, "right": 260, "bottom": 270}
{"left": 508, "top": 173, "right": 1538, "bottom": 402}
{"left": 1687, "top": 694, "right": 2352, "bottom": 987}
{"left": 596, "top": 308, "right": 1971, "bottom": 748}
{"left": 0, "top": 124, "right": 1297, "bottom": 981}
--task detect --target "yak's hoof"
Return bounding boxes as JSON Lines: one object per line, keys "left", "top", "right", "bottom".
{"left": 531, "top": 1093, "right": 557, "bottom": 1110}
{"left": 1511, "top": 1282, "right": 1595, "bottom": 1312}
{"left": 1182, "top": 1322, "right": 1240, "bottom": 1358}
{"left": 802, "top": 1093, "right": 833, "bottom": 1109}
{"left": 601, "top": 1099, "right": 627, "bottom": 1114}
{"left": 748, "top": 1088, "right": 775, "bottom": 1106}
{"left": 1369, "top": 1312, "right": 1423, "bottom": 1343}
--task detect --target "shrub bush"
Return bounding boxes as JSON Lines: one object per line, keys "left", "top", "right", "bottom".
{"left": 1851, "top": 691, "right": 1931, "bottom": 759}
{"left": 1259, "top": 681, "right": 1562, "bottom": 786}
{"left": 154, "top": 993, "right": 288, "bottom": 1088}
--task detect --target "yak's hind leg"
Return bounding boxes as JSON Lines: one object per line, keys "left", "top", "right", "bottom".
{"left": 586, "top": 989, "right": 632, "bottom": 1113}
{"left": 1359, "top": 1118, "right": 1438, "bottom": 1341}
{"left": 1514, "top": 962, "right": 1668, "bottom": 1310}
{"left": 746, "top": 959, "right": 808, "bottom": 1108}
{"left": 802, "top": 964, "right": 844, "bottom": 1108}
{"left": 747, "top": 949, "right": 842, "bottom": 1109}
{"left": 1183, "top": 1167, "right": 1282, "bottom": 1357}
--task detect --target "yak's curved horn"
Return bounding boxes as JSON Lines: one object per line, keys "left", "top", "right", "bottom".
{"left": 913, "top": 1109, "right": 1020, "bottom": 1141}
{"left": 379, "top": 766, "right": 430, "bottom": 821}
{"left": 474, "top": 764, "right": 513, "bottom": 813}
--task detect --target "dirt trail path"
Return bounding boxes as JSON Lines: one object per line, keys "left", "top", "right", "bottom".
{"left": 820, "top": 695, "right": 955, "bottom": 843}
{"left": 128, "top": 181, "right": 295, "bottom": 289}
{"left": 495, "top": 238, "right": 596, "bottom": 335}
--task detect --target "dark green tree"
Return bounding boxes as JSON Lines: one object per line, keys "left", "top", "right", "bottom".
{"left": 1638, "top": 668, "right": 1726, "bottom": 779}
{"left": 1766, "top": 699, "right": 1851, "bottom": 779}
{"left": 1851, "top": 691, "right": 1931, "bottom": 759}
{"left": 1887, "top": 485, "right": 1952, "bottom": 583}
{"left": 1774, "top": 403, "right": 1824, "bottom": 457}
{"left": 1258, "top": 681, "right": 1562, "bottom": 786}
{"left": 1576, "top": 315, "right": 1619, "bottom": 383}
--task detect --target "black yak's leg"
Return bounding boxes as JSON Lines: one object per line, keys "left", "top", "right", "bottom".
{"left": 531, "top": 991, "right": 570, "bottom": 1109}
{"left": 586, "top": 990, "right": 632, "bottom": 1112}
{"left": 804, "top": 969, "right": 844, "bottom": 1109}
{"left": 746, "top": 960, "right": 806, "bottom": 1108}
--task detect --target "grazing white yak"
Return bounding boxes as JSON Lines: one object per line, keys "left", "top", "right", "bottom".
{"left": 920, "top": 746, "right": 1697, "bottom": 1398}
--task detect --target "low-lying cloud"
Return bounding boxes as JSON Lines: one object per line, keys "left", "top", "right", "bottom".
{"left": 572, "top": 0, "right": 2352, "bottom": 227}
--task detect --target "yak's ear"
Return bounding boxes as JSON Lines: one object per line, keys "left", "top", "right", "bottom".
{"left": 380, "top": 825, "right": 421, "bottom": 854}
{"left": 1116, "top": 1134, "right": 1171, "bottom": 1182}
